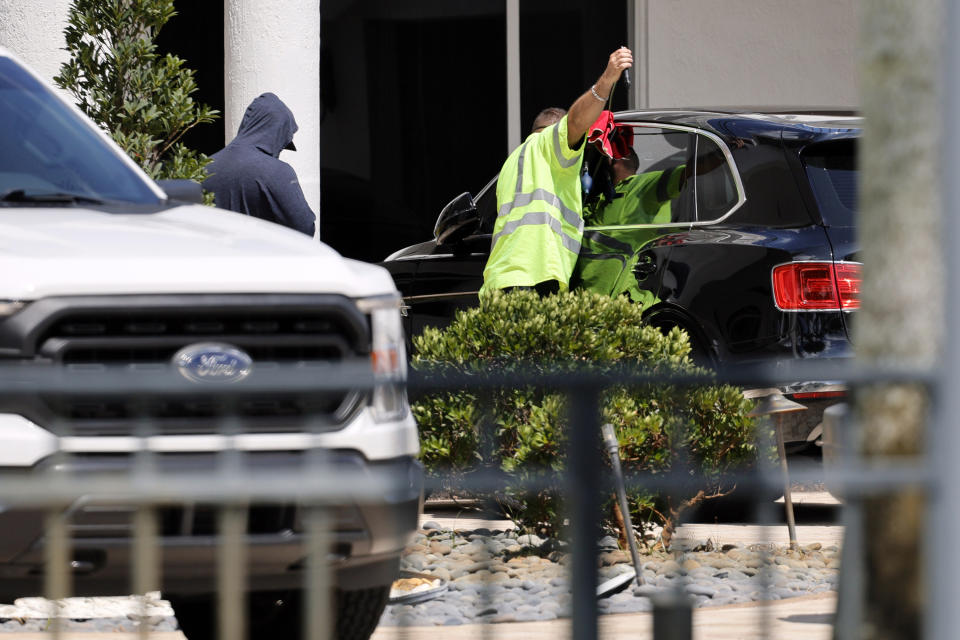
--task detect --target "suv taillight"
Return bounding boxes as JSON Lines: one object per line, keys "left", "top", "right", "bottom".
{"left": 772, "top": 262, "right": 861, "bottom": 311}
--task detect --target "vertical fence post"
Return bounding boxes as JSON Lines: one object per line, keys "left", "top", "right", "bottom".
{"left": 652, "top": 590, "right": 692, "bottom": 640}
{"left": 859, "top": 0, "right": 942, "bottom": 636}
{"left": 568, "top": 387, "right": 601, "bottom": 640}
{"left": 218, "top": 504, "right": 248, "bottom": 640}
{"left": 44, "top": 507, "right": 69, "bottom": 640}
{"left": 930, "top": 1, "right": 960, "bottom": 638}
{"left": 305, "top": 419, "right": 334, "bottom": 640}
{"left": 218, "top": 412, "right": 247, "bottom": 640}
{"left": 304, "top": 507, "right": 332, "bottom": 640}
{"left": 132, "top": 413, "right": 159, "bottom": 640}
{"left": 133, "top": 506, "right": 159, "bottom": 640}
{"left": 830, "top": 404, "right": 864, "bottom": 640}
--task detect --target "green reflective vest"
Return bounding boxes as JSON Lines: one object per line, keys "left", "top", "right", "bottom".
{"left": 571, "top": 166, "right": 686, "bottom": 306}
{"left": 571, "top": 229, "right": 659, "bottom": 308}
{"left": 585, "top": 166, "right": 685, "bottom": 227}
{"left": 480, "top": 115, "right": 585, "bottom": 294}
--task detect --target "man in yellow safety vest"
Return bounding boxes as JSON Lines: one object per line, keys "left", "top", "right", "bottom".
{"left": 480, "top": 46, "right": 633, "bottom": 296}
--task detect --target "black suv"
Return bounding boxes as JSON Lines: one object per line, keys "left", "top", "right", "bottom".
{"left": 382, "top": 110, "right": 860, "bottom": 444}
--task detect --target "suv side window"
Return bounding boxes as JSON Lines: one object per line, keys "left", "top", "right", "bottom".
{"left": 627, "top": 128, "right": 695, "bottom": 224}
{"left": 478, "top": 127, "right": 740, "bottom": 234}
{"left": 693, "top": 134, "right": 739, "bottom": 222}
{"left": 584, "top": 126, "right": 740, "bottom": 228}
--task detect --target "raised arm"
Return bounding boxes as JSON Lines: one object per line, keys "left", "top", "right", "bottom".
{"left": 566, "top": 47, "right": 633, "bottom": 149}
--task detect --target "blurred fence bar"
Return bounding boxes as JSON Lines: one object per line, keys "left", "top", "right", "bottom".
{"left": 931, "top": 2, "right": 960, "bottom": 640}
{"left": 569, "top": 389, "right": 602, "bottom": 640}
{"left": 304, "top": 508, "right": 332, "bottom": 640}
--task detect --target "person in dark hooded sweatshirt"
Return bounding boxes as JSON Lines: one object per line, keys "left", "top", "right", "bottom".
{"left": 203, "top": 92, "right": 316, "bottom": 236}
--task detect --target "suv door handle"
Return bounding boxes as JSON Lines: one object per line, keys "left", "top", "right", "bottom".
{"left": 633, "top": 256, "right": 656, "bottom": 279}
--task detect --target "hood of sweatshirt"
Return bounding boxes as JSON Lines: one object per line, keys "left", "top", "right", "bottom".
{"left": 232, "top": 92, "right": 298, "bottom": 157}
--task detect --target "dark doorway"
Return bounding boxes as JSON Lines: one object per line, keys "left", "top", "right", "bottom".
{"left": 155, "top": 2, "right": 225, "bottom": 156}
{"left": 520, "top": 0, "right": 630, "bottom": 129}
{"left": 320, "top": 8, "right": 507, "bottom": 262}
{"left": 320, "top": 1, "right": 627, "bottom": 263}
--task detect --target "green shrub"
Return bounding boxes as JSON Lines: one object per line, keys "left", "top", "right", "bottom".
{"left": 412, "top": 289, "right": 760, "bottom": 546}
{"left": 55, "top": 0, "right": 218, "bottom": 189}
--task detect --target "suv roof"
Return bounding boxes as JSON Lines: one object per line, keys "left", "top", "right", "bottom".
{"left": 615, "top": 107, "right": 859, "bottom": 119}
{"left": 613, "top": 109, "right": 862, "bottom": 142}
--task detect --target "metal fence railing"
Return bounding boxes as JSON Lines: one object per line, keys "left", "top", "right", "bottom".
{"left": 0, "top": 358, "right": 937, "bottom": 639}
{"left": 404, "top": 362, "right": 930, "bottom": 640}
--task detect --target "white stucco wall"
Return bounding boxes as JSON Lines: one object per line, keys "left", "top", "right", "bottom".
{"left": 646, "top": 0, "right": 858, "bottom": 108}
{"left": 225, "top": 0, "right": 321, "bottom": 234}
{"left": 0, "top": 0, "right": 71, "bottom": 83}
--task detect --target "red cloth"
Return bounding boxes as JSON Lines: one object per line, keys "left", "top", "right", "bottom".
{"left": 587, "top": 111, "right": 634, "bottom": 159}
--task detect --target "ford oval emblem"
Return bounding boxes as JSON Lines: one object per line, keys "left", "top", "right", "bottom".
{"left": 173, "top": 342, "right": 253, "bottom": 384}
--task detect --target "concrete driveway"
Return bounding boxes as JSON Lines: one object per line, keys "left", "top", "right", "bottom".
{"left": 372, "top": 593, "right": 836, "bottom": 640}
{"left": 0, "top": 593, "right": 836, "bottom": 640}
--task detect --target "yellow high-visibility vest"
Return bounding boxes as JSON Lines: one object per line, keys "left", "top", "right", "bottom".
{"left": 480, "top": 115, "right": 585, "bottom": 294}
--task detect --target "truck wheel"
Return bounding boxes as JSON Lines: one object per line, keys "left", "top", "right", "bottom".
{"left": 172, "top": 586, "right": 391, "bottom": 640}
{"left": 259, "top": 586, "right": 392, "bottom": 640}
{"left": 244, "top": 587, "right": 391, "bottom": 640}
{"left": 335, "top": 585, "right": 391, "bottom": 640}
{"left": 168, "top": 595, "right": 213, "bottom": 640}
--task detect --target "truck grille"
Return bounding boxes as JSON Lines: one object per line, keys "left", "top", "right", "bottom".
{"left": 6, "top": 295, "right": 371, "bottom": 435}
{"left": 55, "top": 452, "right": 370, "bottom": 539}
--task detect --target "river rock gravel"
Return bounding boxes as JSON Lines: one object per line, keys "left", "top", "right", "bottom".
{"left": 378, "top": 525, "right": 840, "bottom": 627}
{"left": 0, "top": 528, "right": 840, "bottom": 632}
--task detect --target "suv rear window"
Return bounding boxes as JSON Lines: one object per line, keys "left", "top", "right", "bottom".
{"left": 802, "top": 139, "right": 857, "bottom": 228}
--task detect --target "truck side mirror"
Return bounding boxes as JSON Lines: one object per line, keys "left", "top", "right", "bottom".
{"left": 434, "top": 192, "right": 480, "bottom": 246}
{"left": 157, "top": 179, "right": 204, "bottom": 204}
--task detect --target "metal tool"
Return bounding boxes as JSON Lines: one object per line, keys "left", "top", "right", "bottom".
{"left": 622, "top": 44, "right": 632, "bottom": 87}
{"left": 600, "top": 423, "right": 645, "bottom": 589}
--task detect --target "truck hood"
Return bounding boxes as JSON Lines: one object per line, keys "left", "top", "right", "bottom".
{"left": 0, "top": 205, "right": 396, "bottom": 300}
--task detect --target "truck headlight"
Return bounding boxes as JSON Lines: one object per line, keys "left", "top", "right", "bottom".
{"left": 357, "top": 295, "right": 408, "bottom": 422}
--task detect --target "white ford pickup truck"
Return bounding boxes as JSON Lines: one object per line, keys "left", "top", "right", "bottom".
{"left": 0, "top": 47, "right": 420, "bottom": 640}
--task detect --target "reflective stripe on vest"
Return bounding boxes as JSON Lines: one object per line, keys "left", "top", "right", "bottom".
{"left": 582, "top": 230, "right": 635, "bottom": 255}
{"left": 498, "top": 187, "right": 583, "bottom": 231}
{"left": 553, "top": 125, "right": 579, "bottom": 168}
{"left": 492, "top": 211, "right": 582, "bottom": 255}
{"left": 515, "top": 139, "right": 531, "bottom": 193}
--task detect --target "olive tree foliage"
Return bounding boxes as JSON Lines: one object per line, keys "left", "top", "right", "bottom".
{"left": 54, "top": 0, "right": 218, "bottom": 184}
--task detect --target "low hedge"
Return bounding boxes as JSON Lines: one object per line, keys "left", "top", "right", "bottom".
{"left": 411, "top": 289, "right": 761, "bottom": 547}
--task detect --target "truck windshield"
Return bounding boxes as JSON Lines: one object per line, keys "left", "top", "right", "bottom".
{"left": 0, "top": 57, "right": 161, "bottom": 205}
{"left": 802, "top": 138, "right": 857, "bottom": 228}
